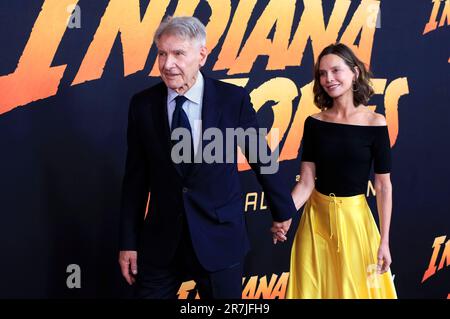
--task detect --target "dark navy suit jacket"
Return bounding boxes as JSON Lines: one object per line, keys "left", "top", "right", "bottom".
{"left": 119, "top": 76, "right": 297, "bottom": 272}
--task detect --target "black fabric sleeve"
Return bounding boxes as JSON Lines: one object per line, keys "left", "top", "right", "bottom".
{"left": 372, "top": 126, "right": 392, "bottom": 174}
{"left": 238, "top": 88, "right": 297, "bottom": 222}
{"left": 301, "top": 117, "right": 315, "bottom": 163}
{"left": 119, "top": 95, "right": 150, "bottom": 250}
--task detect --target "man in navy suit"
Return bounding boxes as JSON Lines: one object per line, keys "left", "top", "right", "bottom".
{"left": 118, "top": 16, "right": 296, "bottom": 299}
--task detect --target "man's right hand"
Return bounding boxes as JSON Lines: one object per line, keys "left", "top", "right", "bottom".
{"left": 119, "top": 250, "right": 138, "bottom": 285}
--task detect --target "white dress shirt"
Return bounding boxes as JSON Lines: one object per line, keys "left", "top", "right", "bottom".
{"left": 167, "top": 72, "right": 204, "bottom": 156}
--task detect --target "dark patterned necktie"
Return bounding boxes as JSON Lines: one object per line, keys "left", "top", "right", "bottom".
{"left": 171, "top": 95, "right": 193, "bottom": 176}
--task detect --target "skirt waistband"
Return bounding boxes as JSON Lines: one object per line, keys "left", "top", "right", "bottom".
{"left": 311, "top": 189, "right": 366, "bottom": 205}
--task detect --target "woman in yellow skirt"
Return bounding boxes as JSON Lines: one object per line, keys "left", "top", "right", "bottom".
{"left": 278, "top": 43, "right": 397, "bottom": 299}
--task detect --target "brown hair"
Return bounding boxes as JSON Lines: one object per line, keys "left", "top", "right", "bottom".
{"left": 313, "top": 43, "right": 374, "bottom": 109}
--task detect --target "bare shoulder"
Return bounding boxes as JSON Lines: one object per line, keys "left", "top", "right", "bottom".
{"left": 358, "top": 106, "right": 386, "bottom": 126}
{"left": 368, "top": 112, "right": 387, "bottom": 126}
{"left": 310, "top": 111, "right": 326, "bottom": 120}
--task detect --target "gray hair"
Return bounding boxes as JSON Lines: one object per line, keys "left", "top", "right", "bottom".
{"left": 154, "top": 16, "right": 206, "bottom": 47}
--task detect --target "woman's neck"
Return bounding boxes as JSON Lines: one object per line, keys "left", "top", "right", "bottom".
{"left": 330, "top": 94, "right": 358, "bottom": 119}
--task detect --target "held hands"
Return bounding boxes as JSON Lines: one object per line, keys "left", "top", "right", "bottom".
{"left": 119, "top": 250, "right": 138, "bottom": 285}
{"left": 377, "top": 242, "right": 392, "bottom": 274}
{"left": 271, "top": 218, "right": 292, "bottom": 244}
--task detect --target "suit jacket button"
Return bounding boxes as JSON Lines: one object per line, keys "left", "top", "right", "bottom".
{"left": 182, "top": 187, "right": 188, "bottom": 193}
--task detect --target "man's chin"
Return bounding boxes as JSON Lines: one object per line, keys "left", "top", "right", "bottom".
{"left": 163, "top": 80, "right": 182, "bottom": 90}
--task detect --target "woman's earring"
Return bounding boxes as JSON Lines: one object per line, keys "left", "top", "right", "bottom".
{"left": 352, "top": 80, "right": 359, "bottom": 92}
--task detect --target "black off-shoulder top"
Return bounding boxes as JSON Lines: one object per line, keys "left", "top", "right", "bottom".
{"left": 301, "top": 116, "right": 391, "bottom": 197}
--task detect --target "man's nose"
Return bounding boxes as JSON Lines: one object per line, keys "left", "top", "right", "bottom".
{"left": 163, "top": 54, "right": 175, "bottom": 70}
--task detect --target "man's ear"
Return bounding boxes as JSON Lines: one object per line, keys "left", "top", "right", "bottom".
{"left": 199, "top": 46, "right": 208, "bottom": 67}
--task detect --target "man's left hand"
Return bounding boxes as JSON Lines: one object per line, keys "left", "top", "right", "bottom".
{"left": 271, "top": 219, "right": 292, "bottom": 244}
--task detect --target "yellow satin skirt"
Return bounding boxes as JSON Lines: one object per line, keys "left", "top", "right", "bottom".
{"left": 286, "top": 189, "right": 397, "bottom": 299}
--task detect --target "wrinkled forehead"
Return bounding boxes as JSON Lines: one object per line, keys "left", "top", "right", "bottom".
{"left": 156, "top": 32, "right": 202, "bottom": 49}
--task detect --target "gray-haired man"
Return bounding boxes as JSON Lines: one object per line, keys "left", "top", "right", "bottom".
{"left": 118, "top": 16, "right": 295, "bottom": 299}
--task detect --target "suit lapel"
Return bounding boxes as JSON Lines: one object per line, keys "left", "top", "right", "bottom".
{"left": 150, "top": 84, "right": 184, "bottom": 178}
{"left": 188, "top": 76, "right": 223, "bottom": 179}
{"left": 150, "top": 76, "right": 223, "bottom": 181}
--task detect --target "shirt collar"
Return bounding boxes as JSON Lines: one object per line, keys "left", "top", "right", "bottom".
{"left": 167, "top": 71, "right": 204, "bottom": 105}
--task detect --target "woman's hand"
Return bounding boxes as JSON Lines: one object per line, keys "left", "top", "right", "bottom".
{"left": 271, "top": 219, "right": 292, "bottom": 244}
{"left": 377, "top": 242, "right": 392, "bottom": 274}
